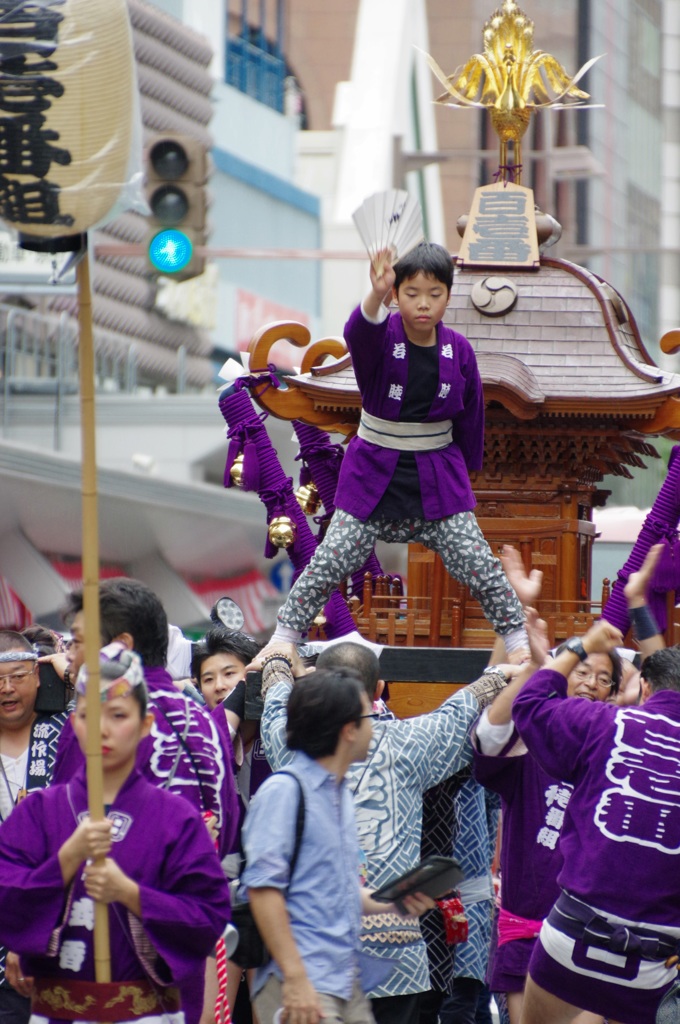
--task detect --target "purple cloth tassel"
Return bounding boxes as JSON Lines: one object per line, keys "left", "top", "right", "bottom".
{"left": 219, "top": 390, "right": 356, "bottom": 639}
{"left": 293, "top": 421, "right": 385, "bottom": 597}
{"left": 292, "top": 421, "right": 344, "bottom": 512}
{"left": 601, "top": 445, "right": 680, "bottom": 633}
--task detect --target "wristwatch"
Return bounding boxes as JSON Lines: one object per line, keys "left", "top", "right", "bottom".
{"left": 485, "top": 666, "right": 508, "bottom": 683}
{"left": 564, "top": 637, "right": 588, "bottom": 661}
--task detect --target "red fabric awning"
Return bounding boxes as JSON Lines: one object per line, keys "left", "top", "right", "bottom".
{"left": 0, "top": 575, "right": 31, "bottom": 629}
{"left": 50, "top": 559, "right": 128, "bottom": 591}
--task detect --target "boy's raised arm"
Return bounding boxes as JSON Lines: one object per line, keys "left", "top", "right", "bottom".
{"left": 362, "top": 251, "right": 395, "bottom": 320}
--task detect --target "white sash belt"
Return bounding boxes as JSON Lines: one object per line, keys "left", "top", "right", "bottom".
{"left": 458, "top": 876, "right": 495, "bottom": 905}
{"left": 358, "top": 410, "right": 453, "bottom": 452}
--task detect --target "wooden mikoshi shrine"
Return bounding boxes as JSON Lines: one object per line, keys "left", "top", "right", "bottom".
{"left": 241, "top": 1, "right": 680, "bottom": 712}
{"left": 246, "top": 249, "right": 680, "bottom": 714}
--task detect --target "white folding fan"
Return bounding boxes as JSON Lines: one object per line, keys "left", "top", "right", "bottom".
{"left": 352, "top": 189, "right": 424, "bottom": 279}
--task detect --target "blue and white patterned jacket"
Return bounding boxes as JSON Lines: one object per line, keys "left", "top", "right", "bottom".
{"left": 261, "top": 666, "right": 502, "bottom": 998}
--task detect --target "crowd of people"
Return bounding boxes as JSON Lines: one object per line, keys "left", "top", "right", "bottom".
{"left": 0, "top": 537, "right": 678, "bottom": 1024}
{"left": 2, "top": 243, "right": 680, "bottom": 1024}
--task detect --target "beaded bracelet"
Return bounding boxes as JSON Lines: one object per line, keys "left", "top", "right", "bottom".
{"left": 261, "top": 653, "right": 293, "bottom": 670}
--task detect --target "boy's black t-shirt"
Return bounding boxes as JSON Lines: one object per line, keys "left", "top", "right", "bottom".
{"left": 368, "top": 341, "right": 439, "bottom": 521}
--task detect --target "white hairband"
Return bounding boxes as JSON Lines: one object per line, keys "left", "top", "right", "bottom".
{"left": 0, "top": 651, "right": 38, "bottom": 664}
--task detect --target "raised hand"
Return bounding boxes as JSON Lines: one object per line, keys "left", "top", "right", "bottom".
{"left": 370, "top": 249, "right": 396, "bottom": 294}
{"left": 583, "top": 619, "right": 623, "bottom": 656}
{"left": 500, "top": 545, "right": 543, "bottom": 609}
{"left": 624, "top": 543, "right": 664, "bottom": 608}
{"left": 525, "top": 606, "right": 550, "bottom": 667}
{"left": 251, "top": 642, "right": 306, "bottom": 678}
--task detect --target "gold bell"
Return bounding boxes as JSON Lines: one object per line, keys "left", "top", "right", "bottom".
{"left": 295, "top": 481, "right": 321, "bottom": 516}
{"left": 268, "top": 515, "right": 296, "bottom": 548}
{"left": 229, "top": 454, "right": 244, "bottom": 488}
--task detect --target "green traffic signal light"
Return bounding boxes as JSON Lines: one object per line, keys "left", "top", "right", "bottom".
{"left": 144, "top": 133, "right": 208, "bottom": 281}
{"left": 148, "top": 229, "right": 193, "bottom": 273}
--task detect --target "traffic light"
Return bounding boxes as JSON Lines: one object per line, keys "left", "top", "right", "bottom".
{"left": 144, "top": 134, "right": 208, "bottom": 282}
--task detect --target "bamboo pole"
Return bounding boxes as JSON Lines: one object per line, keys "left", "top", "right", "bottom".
{"left": 77, "top": 243, "right": 111, "bottom": 983}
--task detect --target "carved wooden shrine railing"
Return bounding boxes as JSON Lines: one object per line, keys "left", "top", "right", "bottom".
{"left": 333, "top": 565, "right": 612, "bottom": 649}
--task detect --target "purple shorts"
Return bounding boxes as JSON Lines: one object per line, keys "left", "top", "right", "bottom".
{"left": 529, "top": 934, "right": 674, "bottom": 1024}
{"left": 487, "top": 937, "right": 536, "bottom": 993}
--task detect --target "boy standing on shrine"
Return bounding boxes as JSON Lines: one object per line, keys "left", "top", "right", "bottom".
{"left": 267, "top": 242, "right": 527, "bottom": 654}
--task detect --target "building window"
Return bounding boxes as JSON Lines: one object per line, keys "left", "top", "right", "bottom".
{"left": 226, "top": 31, "right": 286, "bottom": 111}
{"left": 629, "top": 1, "right": 661, "bottom": 114}
{"left": 627, "top": 183, "right": 660, "bottom": 348}
{"left": 226, "top": 1, "right": 286, "bottom": 112}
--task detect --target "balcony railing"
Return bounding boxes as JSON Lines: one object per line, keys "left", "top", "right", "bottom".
{"left": 0, "top": 304, "right": 191, "bottom": 447}
{"left": 226, "top": 34, "right": 286, "bottom": 112}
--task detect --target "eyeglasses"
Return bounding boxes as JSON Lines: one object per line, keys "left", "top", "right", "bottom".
{"left": 571, "top": 667, "right": 614, "bottom": 690}
{"left": 0, "top": 668, "right": 37, "bottom": 688}
{"left": 359, "top": 712, "right": 381, "bottom": 720}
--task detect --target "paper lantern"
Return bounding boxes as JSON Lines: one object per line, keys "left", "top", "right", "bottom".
{"left": 0, "top": 0, "right": 136, "bottom": 246}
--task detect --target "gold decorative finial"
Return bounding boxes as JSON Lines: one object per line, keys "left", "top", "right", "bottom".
{"left": 424, "top": 0, "right": 600, "bottom": 183}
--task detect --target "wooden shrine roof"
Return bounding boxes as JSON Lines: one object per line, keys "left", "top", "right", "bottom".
{"left": 448, "top": 257, "right": 676, "bottom": 417}
{"left": 248, "top": 255, "right": 680, "bottom": 437}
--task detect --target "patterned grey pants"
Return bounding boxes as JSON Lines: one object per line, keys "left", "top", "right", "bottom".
{"left": 277, "top": 509, "right": 524, "bottom": 638}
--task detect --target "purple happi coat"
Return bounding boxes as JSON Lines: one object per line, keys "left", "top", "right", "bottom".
{"left": 473, "top": 724, "right": 572, "bottom": 991}
{"left": 0, "top": 767, "right": 230, "bottom": 1024}
{"left": 473, "top": 732, "right": 570, "bottom": 923}
{"left": 513, "top": 669, "right": 680, "bottom": 929}
{"left": 51, "top": 669, "right": 237, "bottom": 1024}
{"left": 53, "top": 666, "right": 239, "bottom": 859}
{"left": 336, "top": 307, "right": 484, "bottom": 521}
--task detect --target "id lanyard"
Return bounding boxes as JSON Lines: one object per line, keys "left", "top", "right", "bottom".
{"left": 0, "top": 753, "right": 27, "bottom": 821}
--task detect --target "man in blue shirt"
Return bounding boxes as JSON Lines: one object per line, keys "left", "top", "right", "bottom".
{"left": 242, "top": 663, "right": 433, "bottom": 1024}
